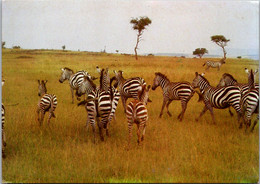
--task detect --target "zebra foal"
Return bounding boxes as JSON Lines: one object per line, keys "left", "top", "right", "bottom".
{"left": 192, "top": 72, "right": 242, "bottom": 126}
{"left": 126, "top": 85, "right": 151, "bottom": 149}
{"left": 37, "top": 80, "right": 57, "bottom": 126}
{"left": 152, "top": 72, "right": 196, "bottom": 121}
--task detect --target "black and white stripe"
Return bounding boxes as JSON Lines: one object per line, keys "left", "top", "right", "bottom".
{"left": 112, "top": 70, "right": 147, "bottom": 113}
{"left": 37, "top": 80, "right": 57, "bottom": 126}
{"left": 126, "top": 85, "right": 151, "bottom": 149}
{"left": 152, "top": 72, "right": 196, "bottom": 121}
{"left": 192, "top": 72, "right": 242, "bottom": 125}
{"left": 2, "top": 80, "right": 6, "bottom": 158}
{"left": 203, "top": 59, "right": 225, "bottom": 71}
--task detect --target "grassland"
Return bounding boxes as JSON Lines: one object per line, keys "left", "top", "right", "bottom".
{"left": 1, "top": 49, "right": 259, "bottom": 183}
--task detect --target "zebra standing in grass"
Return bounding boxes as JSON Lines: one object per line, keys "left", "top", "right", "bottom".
{"left": 152, "top": 72, "right": 196, "bottom": 121}
{"left": 241, "top": 69, "right": 259, "bottom": 132}
{"left": 192, "top": 72, "right": 242, "bottom": 126}
{"left": 112, "top": 70, "right": 148, "bottom": 113}
{"left": 37, "top": 80, "right": 57, "bottom": 126}
{"left": 217, "top": 70, "right": 259, "bottom": 117}
{"left": 78, "top": 68, "right": 120, "bottom": 142}
{"left": 2, "top": 80, "right": 6, "bottom": 158}
{"left": 126, "top": 85, "right": 151, "bottom": 150}
{"left": 203, "top": 58, "right": 225, "bottom": 71}
{"left": 59, "top": 67, "right": 96, "bottom": 103}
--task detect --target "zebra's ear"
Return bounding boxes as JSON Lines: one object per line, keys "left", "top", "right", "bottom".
{"left": 2, "top": 80, "right": 5, "bottom": 86}
{"left": 201, "top": 73, "right": 205, "bottom": 76}
{"left": 195, "top": 72, "right": 198, "bottom": 76}
{"left": 113, "top": 70, "right": 117, "bottom": 74}
{"left": 147, "top": 85, "right": 151, "bottom": 91}
{"left": 38, "top": 80, "right": 40, "bottom": 84}
{"left": 254, "top": 69, "right": 258, "bottom": 75}
{"left": 245, "top": 68, "right": 249, "bottom": 74}
{"left": 45, "top": 80, "right": 48, "bottom": 84}
{"left": 61, "top": 68, "right": 64, "bottom": 72}
{"left": 96, "top": 66, "right": 101, "bottom": 73}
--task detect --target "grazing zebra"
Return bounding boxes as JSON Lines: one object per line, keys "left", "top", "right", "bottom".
{"left": 59, "top": 67, "right": 96, "bottom": 103}
{"left": 112, "top": 70, "right": 148, "bottom": 113}
{"left": 203, "top": 59, "right": 225, "bottom": 71}
{"left": 78, "top": 68, "right": 120, "bottom": 142}
{"left": 192, "top": 72, "right": 242, "bottom": 125}
{"left": 37, "top": 80, "right": 57, "bottom": 126}
{"left": 241, "top": 69, "right": 259, "bottom": 132}
{"left": 126, "top": 85, "right": 151, "bottom": 149}
{"left": 217, "top": 70, "right": 259, "bottom": 117}
{"left": 152, "top": 72, "right": 196, "bottom": 121}
{"left": 2, "top": 80, "right": 6, "bottom": 158}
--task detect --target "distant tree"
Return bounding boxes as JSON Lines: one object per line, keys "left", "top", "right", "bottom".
{"left": 193, "top": 48, "right": 208, "bottom": 58}
{"left": 115, "top": 50, "right": 119, "bottom": 53}
{"left": 237, "top": 56, "right": 242, "bottom": 59}
{"left": 130, "top": 16, "right": 152, "bottom": 60}
{"left": 2, "top": 41, "right": 6, "bottom": 48}
{"left": 62, "top": 45, "right": 66, "bottom": 51}
{"left": 12, "top": 45, "right": 20, "bottom": 49}
{"left": 211, "top": 35, "right": 230, "bottom": 59}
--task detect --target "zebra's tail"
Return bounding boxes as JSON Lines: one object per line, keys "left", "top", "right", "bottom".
{"left": 202, "top": 62, "right": 206, "bottom": 66}
{"left": 77, "top": 98, "right": 98, "bottom": 106}
{"left": 50, "top": 99, "right": 56, "bottom": 118}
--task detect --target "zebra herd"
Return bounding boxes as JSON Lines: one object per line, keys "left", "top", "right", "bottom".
{"left": 1, "top": 64, "right": 259, "bottom": 158}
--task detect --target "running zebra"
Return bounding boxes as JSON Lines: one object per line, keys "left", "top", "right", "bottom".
{"left": 2, "top": 80, "right": 6, "bottom": 158}
{"left": 37, "top": 80, "right": 57, "bottom": 126}
{"left": 78, "top": 68, "right": 120, "bottom": 142}
{"left": 126, "top": 85, "right": 151, "bottom": 150}
{"left": 241, "top": 69, "right": 259, "bottom": 132}
{"left": 59, "top": 67, "right": 96, "bottom": 103}
{"left": 203, "top": 59, "right": 225, "bottom": 71}
{"left": 152, "top": 72, "right": 196, "bottom": 121}
{"left": 112, "top": 70, "right": 148, "bottom": 113}
{"left": 192, "top": 72, "right": 242, "bottom": 125}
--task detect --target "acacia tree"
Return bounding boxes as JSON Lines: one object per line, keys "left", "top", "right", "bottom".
{"left": 62, "top": 45, "right": 66, "bottom": 51}
{"left": 211, "top": 35, "right": 230, "bottom": 59}
{"left": 193, "top": 48, "right": 208, "bottom": 58}
{"left": 130, "top": 16, "right": 152, "bottom": 60}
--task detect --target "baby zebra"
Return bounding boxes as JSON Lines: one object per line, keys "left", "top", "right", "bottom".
{"left": 37, "top": 80, "right": 57, "bottom": 126}
{"left": 241, "top": 69, "right": 259, "bottom": 132}
{"left": 126, "top": 85, "right": 151, "bottom": 150}
{"left": 152, "top": 72, "right": 196, "bottom": 121}
{"left": 2, "top": 80, "right": 6, "bottom": 158}
{"left": 203, "top": 58, "right": 225, "bottom": 71}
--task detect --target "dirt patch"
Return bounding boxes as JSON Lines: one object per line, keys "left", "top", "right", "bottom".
{"left": 16, "top": 56, "right": 34, "bottom": 59}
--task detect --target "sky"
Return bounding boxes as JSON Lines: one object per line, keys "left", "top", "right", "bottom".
{"left": 2, "top": 0, "right": 259, "bottom": 57}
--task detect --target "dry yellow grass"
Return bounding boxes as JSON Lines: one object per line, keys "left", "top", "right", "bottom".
{"left": 2, "top": 49, "right": 259, "bottom": 183}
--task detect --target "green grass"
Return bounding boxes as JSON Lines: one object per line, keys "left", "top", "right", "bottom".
{"left": 2, "top": 49, "right": 259, "bottom": 183}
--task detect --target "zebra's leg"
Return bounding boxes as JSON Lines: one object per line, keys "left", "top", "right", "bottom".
{"left": 166, "top": 100, "right": 173, "bottom": 117}
{"left": 47, "top": 111, "right": 52, "bottom": 126}
{"left": 178, "top": 99, "right": 188, "bottom": 121}
{"left": 141, "top": 123, "right": 146, "bottom": 142}
{"left": 136, "top": 124, "right": 141, "bottom": 145}
{"left": 70, "top": 87, "right": 74, "bottom": 104}
{"left": 228, "top": 107, "right": 234, "bottom": 116}
{"left": 206, "top": 66, "right": 210, "bottom": 70}
{"left": 39, "top": 110, "right": 45, "bottom": 126}
{"left": 195, "top": 105, "right": 208, "bottom": 122}
{"left": 251, "top": 116, "right": 259, "bottom": 132}
{"left": 121, "top": 96, "right": 127, "bottom": 113}
{"left": 207, "top": 104, "right": 216, "bottom": 124}
{"left": 97, "top": 118, "right": 104, "bottom": 141}
{"left": 127, "top": 121, "right": 133, "bottom": 150}
{"left": 159, "top": 99, "right": 167, "bottom": 118}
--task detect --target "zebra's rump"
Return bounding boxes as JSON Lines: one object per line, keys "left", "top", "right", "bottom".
{"left": 69, "top": 71, "right": 89, "bottom": 89}
{"left": 39, "top": 94, "right": 57, "bottom": 111}
{"left": 122, "top": 77, "right": 146, "bottom": 97}
{"left": 167, "top": 82, "right": 194, "bottom": 100}
{"left": 238, "top": 83, "right": 259, "bottom": 95}
{"left": 241, "top": 89, "right": 259, "bottom": 112}
{"left": 126, "top": 101, "right": 148, "bottom": 123}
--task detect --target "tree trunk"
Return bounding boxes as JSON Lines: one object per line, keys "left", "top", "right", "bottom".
{"left": 222, "top": 46, "right": 227, "bottom": 60}
{"left": 134, "top": 32, "right": 142, "bottom": 60}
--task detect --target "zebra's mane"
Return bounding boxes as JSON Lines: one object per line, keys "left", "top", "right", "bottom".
{"left": 64, "top": 67, "right": 74, "bottom": 73}
{"left": 222, "top": 73, "right": 237, "bottom": 83}
{"left": 85, "top": 76, "right": 96, "bottom": 89}
{"left": 199, "top": 74, "right": 210, "bottom": 85}
{"left": 155, "top": 72, "right": 170, "bottom": 82}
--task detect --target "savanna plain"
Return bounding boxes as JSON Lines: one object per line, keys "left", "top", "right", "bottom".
{"left": 1, "top": 49, "right": 259, "bottom": 183}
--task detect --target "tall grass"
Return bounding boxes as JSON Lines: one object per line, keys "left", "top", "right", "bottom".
{"left": 2, "top": 49, "right": 259, "bottom": 183}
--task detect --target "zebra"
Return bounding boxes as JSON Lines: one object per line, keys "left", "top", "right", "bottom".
{"left": 240, "top": 69, "right": 259, "bottom": 132}
{"left": 192, "top": 72, "right": 242, "bottom": 126}
{"left": 217, "top": 70, "right": 259, "bottom": 116}
{"left": 59, "top": 67, "right": 97, "bottom": 103}
{"left": 151, "top": 72, "right": 196, "bottom": 121}
{"left": 126, "top": 85, "right": 151, "bottom": 150}
{"left": 2, "top": 80, "right": 6, "bottom": 158}
{"left": 78, "top": 68, "right": 120, "bottom": 143}
{"left": 112, "top": 70, "right": 148, "bottom": 113}
{"left": 37, "top": 80, "right": 57, "bottom": 126}
{"left": 203, "top": 59, "right": 225, "bottom": 71}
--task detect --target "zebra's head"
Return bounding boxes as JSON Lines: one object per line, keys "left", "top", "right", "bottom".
{"left": 152, "top": 72, "right": 167, "bottom": 90}
{"left": 76, "top": 76, "right": 96, "bottom": 97}
{"left": 59, "top": 68, "right": 73, "bottom": 83}
{"left": 100, "top": 68, "right": 110, "bottom": 92}
{"left": 217, "top": 73, "right": 237, "bottom": 87}
{"left": 191, "top": 72, "right": 206, "bottom": 89}
{"left": 138, "top": 85, "right": 151, "bottom": 105}
{"left": 38, "top": 80, "right": 47, "bottom": 97}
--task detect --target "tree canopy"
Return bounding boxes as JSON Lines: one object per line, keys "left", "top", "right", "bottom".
{"left": 193, "top": 48, "right": 208, "bottom": 58}
{"left": 211, "top": 35, "right": 230, "bottom": 59}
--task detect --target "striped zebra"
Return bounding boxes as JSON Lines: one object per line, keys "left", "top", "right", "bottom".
{"left": 126, "top": 85, "right": 151, "bottom": 149}
{"left": 192, "top": 72, "right": 242, "bottom": 125}
{"left": 217, "top": 70, "right": 259, "bottom": 117}
{"left": 2, "top": 80, "right": 6, "bottom": 158}
{"left": 59, "top": 67, "right": 96, "bottom": 103}
{"left": 203, "top": 59, "right": 225, "bottom": 71}
{"left": 241, "top": 69, "right": 259, "bottom": 132}
{"left": 112, "top": 70, "right": 148, "bottom": 113}
{"left": 152, "top": 72, "right": 196, "bottom": 121}
{"left": 78, "top": 68, "right": 120, "bottom": 142}
{"left": 37, "top": 80, "right": 57, "bottom": 126}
